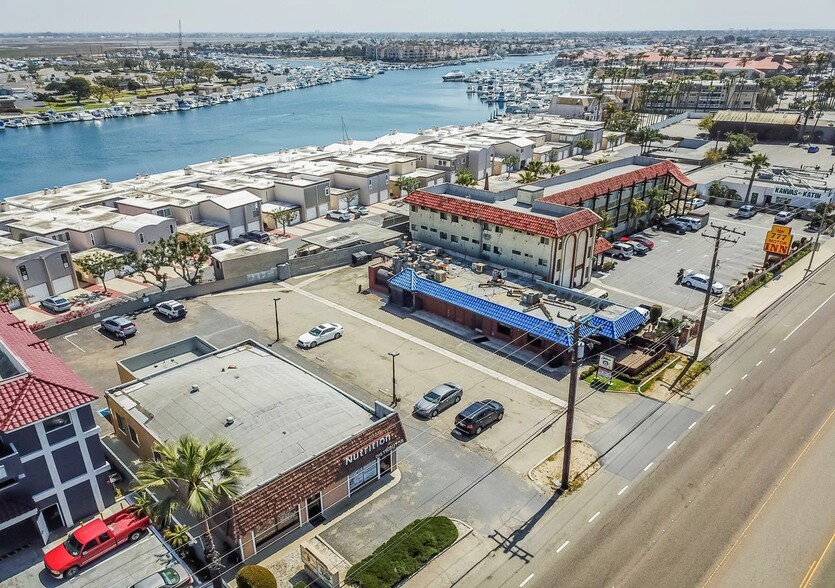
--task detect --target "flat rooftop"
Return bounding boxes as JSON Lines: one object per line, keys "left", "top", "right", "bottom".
{"left": 302, "top": 222, "right": 402, "bottom": 249}
{"left": 108, "top": 341, "right": 378, "bottom": 490}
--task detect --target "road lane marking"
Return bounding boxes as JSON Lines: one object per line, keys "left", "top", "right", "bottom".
{"left": 785, "top": 290, "right": 835, "bottom": 341}
{"left": 708, "top": 404, "right": 716, "bottom": 412}
{"left": 667, "top": 441, "right": 676, "bottom": 450}
{"left": 800, "top": 530, "right": 835, "bottom": 588}
{"left": 617, "top": 485, "right": 629, "bottom": 496}
{"left": 689, "top": 421, "right": 698, "bottom": 430}
{"left": 643, "top": 462, "right": 654, "bottom": 472}
{"left": 756, "top": 360, "right": 762, "bottom": 367}
{"left": 589, "top": 512, "right": 601, "bottom": 523}
{"left": 63, "top": 334, "right": 85, "bottom": 352}
{"left": 726, "top": 388, "right": 732, "bottom": 395}
{"left": 556, "top": 540, "right": 570, "bottom": 553}
{"left": 741, "top": 374, "right": 748, "bottom": 380}
{"left": 770, "top": 348, "right": 776, "bottom": 354}
{"left": 520, "top": 573, "right": 535, "bottom": 587}
{"left": 703, "top": 407, "right": 835, "bottom": 587}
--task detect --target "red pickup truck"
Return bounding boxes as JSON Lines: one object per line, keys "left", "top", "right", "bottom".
{"left": 44, "top": 507, "right": 150, "bottom": 579}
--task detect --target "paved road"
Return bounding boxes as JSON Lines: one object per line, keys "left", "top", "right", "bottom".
{"left": 458, "top": 258, "right": 835, "bottom": 588}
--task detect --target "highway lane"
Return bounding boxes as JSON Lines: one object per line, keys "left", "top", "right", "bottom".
{"left": 457, "top": 259, "right": 835, "bottom": 588}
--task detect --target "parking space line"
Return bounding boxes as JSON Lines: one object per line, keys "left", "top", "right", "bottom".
{"left": 770, "top": 348, "right": 776, "bottom": 354}
{"left": 617, "top": 485, "right": 629, "bottom": 495}
{"left": 741, "top": 374, "right": 748, "bottom": 380}
{"left": 63, "top": 333, "right": 85, "bottom": 352}
{"left": 520, "top": 573, "right": 535, "bottom": 587}
{"left": 588, "top": 511, "right": 601, "bottom": 523}
{"left": 556, "top": 540, "right": 570, "bottom": 553}
{"left": 590, "top": 282, "right": 691, "bottom": 316}
{"left": 755, "top": 360, "right": 762, "bottom": 367}
{"left": 726, "top": 388, "right": 732, "bottom": 395}
{"left": 707, "top": 404, "right": 715, "bottom": 412}
{"left": 285, "top": 283, "right": 567, "bottom": 407}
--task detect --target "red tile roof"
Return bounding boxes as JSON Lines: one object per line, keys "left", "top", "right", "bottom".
{"left": 0, "top": 305, "right": 98, "bottom": 432}
{"left": 594, "top": 237, "right": 613, "bottom": 255}
{"left": 538, "top": 161, "right": 695, "bottom": 207}
{"left": 405, "top": 191, "right": 600, "bottom": 238}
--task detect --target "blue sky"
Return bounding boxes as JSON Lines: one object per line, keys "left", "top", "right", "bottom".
{"left": 1, "top": 0, "right": 834, "bottom": 33}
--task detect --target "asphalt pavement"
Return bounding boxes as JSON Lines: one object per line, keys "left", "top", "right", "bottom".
{"left": 457, "top": 254, "right": 835, "bottom": 588}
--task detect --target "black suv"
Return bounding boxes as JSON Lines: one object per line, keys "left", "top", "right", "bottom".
{"left": 242, "top": 230, "right": 271, "bottom": 244}
{"left": 455, "top": 400, "right": 504, "bottom": 435}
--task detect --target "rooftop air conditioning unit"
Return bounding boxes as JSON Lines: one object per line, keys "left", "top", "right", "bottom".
{"left": 520, "top": 291, "right": 542, "bottom": 306}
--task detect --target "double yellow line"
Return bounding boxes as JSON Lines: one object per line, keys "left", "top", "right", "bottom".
{"left": 799, "top": 531, "right": 835, "bottom": 588}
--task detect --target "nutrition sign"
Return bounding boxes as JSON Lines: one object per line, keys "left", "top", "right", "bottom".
{"left": 763, "top": 225, "right": 793, "bottom": 256}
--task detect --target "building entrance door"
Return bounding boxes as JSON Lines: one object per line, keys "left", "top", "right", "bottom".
{"left": 306, "top": 493, "right": 323, "bottom": 523}
{"left": 42, "top": 504, "right": 64, "bottom": 532}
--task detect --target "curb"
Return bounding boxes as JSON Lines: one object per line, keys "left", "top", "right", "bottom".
{"left": 527, "top": 443, "right": 567, "bottom": 485}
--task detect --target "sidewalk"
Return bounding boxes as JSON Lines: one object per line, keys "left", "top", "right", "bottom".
{"left": 683, "top": 236, "right": 835, "bottom": 358}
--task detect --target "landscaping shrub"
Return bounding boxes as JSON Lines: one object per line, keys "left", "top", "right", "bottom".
{"left": 723, "top": 272, "right": 773, "bottom": 308}
{"left": 579, "top": 366, "right": 597, "bottom": 380}
{"left": 236, "top": 565, "right": 277, "bottom": 588}
{"left": 347, "top": 517, "right": 458, "bottom": 588}
{"left": 621, "top": 352, "right": 669, "bottom": 384}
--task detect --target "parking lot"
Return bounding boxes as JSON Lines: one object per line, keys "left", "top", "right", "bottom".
{"left": 593, "top": 203, "right": 826, "bottom": 326}
{"left": 0, "top": 525, "right": 184, "bottom": 588}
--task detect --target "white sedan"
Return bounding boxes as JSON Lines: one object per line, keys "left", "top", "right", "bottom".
{"left": 297, "top": 323, "right": 344, "bottom": 348}
{"left": 690, "top": 198, "right": 706, "bottom": 209}
{"left": 682, "top": 272, "right": 724, "bottom": 295}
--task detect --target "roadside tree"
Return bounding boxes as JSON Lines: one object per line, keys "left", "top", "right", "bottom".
{"left": 65, "top": 76, "right": 92, "bottom": 104}
{"left": 268, "top": 209, "right": 297, "bottom": 234}
{"left": 75, "top": 251, "right": 123, "bottom": 294}
{"left": 502, "top": 155, "right": 520, "bottom": 177}
{"left": 395, "top": 176, "right": 420, "bottom": 197}
{"left": 576, "top": 138, "right": 594, "bottom": 159}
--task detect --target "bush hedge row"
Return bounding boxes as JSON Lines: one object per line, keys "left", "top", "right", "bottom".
{"left": 347, "top": 517, "right": 458, "bottom": 588}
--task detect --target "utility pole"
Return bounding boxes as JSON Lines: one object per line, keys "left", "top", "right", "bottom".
{"left": 269, "top": 297, "right": 281, "bottom": 345}
{"left": 388, "top": 351, "right": 400, "bottom": 407}
{"left": 805, "top": 191, "right": 833, "bottom": 277}
{"left": 559, "top": 315, "right": 583, "bottom": 492}
{"left": 692, "top": 224, "right": 744, "bottom": 360}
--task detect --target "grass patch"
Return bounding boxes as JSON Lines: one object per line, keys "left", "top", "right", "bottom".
{"left": 347, "top": 517, "right": 458, "bottom": 588}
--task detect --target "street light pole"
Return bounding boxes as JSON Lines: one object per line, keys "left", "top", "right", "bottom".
{"left": 805, "top": 191, "right": 832, "bottom": 277}
{"left": 388, "top": 351, "right": 400, "bottom": 407}
{"left": 272, "top": 297, "right": 281, "bottom": 344}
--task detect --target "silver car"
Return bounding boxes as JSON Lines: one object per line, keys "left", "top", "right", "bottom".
{"left": 129, "top": 563, "right": 191, "bottom": 588}
{"left": 413, "top": 383, "right": 463, "bottom": 418}
{"left": 100, "top": 315, "right": 137, "bottom": 338}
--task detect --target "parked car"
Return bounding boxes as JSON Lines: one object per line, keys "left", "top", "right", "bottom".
{"left": 455, "top": 400, "right": 504, "bottom": 435}
{"left": 625, "top": 240, "right": 650, "bottom": 255}
{"left": 297, "top": 323, "right": 343, "bottom": 348}
{"left": 44, "top": 507, "right": 150, "bottom": 579}
{"left": 807, "top": 145, "right": 819, "bottom": 154}
{"left": 40, "top": 295, "right": 72, "bottom": 313}
{"left": 100, "top": 316, "right": 137, "bottom": 338}
{"left": 209, "top": 243, "right": 233, "bottom": 254}
{"left": 737, "top": 205, "right": 757, "bottom": 219}
{"left": 225, "top": 237, "right": 248, "bottom": 246}
{"left": 629, "top": 234, "right": 655, "bottom": 249}
{"left": 608, "top": 242, "right": 633, "bottom": 259}
{"left": 690, "top": 198, "right": 706, "bottom": 209}
{"left": 155, "top": 300, "right": 187, "bottom": 319}
{"left": 326, "top": 210, "right": 352, "bottom": 221}
{"left": 674, "top": 216, "right": 702, "bottom": 231}
{"left": 681, "top": 272, "right": 724, "bottom": 295}
{"left": 774, "top": 210, "right": 795, "bottom": 224}
{"left": 414, "top": 383, "right": 463, "bottom": 418}
{"left": 129, "top": 563, "right": 192, "bottom": 588}
{"left": 348, "top": 205, "right": 370, "bottom": 216}
{"left": 660, "top": 219, "right": 689, "bottom": 234}
{"left": 242, "top": 230, "right": 271, "bottom": 244}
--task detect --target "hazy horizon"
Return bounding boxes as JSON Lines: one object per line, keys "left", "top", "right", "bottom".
{"left": 1, "top": 0, "right": 834, "bottom": 35}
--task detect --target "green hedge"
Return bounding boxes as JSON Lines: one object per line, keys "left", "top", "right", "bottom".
{"left": 347, "top": 517, "right": 458, "bottom": 588}
{"left": 723, "top": 272, "right": 773, "bottom": 308}
{"left": 619, "top": 352, "right": 669, "bottom": 384}
{"left": 236, "top": 565, "right": 277, "bottom": 588}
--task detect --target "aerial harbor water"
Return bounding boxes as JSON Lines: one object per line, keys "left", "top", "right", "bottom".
{"left": 0, "top": 55, "right": 556, "bottom": 199}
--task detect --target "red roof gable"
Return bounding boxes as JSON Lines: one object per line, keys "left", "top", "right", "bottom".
{"left": 0, "top": 305, "right": 98, "bottom": 432}
{"left": 405, "top": 191, "right": 600, "bottom": 238}
{"left": 538, "top": 161, "right": 695, "bottom": 207}
{"left": 594, "top": 237, "right": 613, "bottom": 255}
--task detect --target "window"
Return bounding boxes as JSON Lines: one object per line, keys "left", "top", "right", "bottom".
{"left": 451, "top": 235, "right": 459, "bottom": 243}
{"left": 482, "top": 243, "right": 490, "bottom": 252}
{"left": 139, "top": 233, "right": 145, "bottom": 244}
{"left": 60, "top": 253, "right": 69, "bottom": 268}
{"left": 538, "top": 258, "right": 547, "bottom": 266}
{"left": 19, "top": 265, "right": 28, "bottom": 281}
{"left": 540, "top": 236, "right": 550, "bottom": 245}
{"left": 128, "top": 425, "right": 139, "bottom": 446}
{"left": 44, "top": 415, "right": 71, "bottom": 432}
{"left": 440, "top": 212, "right": 447, "bottom": 220}
{"left": 451, "top": 215, "right": 459, "bottom": 223}
{"left": 411, "top": 223, "right": 417, "bottom": 231}
{"left": 497, "top": 323, "right": 511, "bottom": 336}
{"left": 368, "top": 180, "right": 373, "bottom": 189}
{"left": 421, "top": 225, "right": 428, "bottom": 230}
{"left": 492, "top": 246, "right": 502, "bottom": 254}
{"left": 156, "top": 208, "right": 172, "bottom": 217}
{"left": 52, "top": 232, "right": 70, "bottom": 242}
{"left": 430, "top": 228, "right": 438, "bottom": 233}
{"left": 188, "top": 209, "right": 194, "bottom": 221}
{"left": 410, "top": 205, "right": 417, "bottom": 212}
{"left": 169, "top": 224, "right": 175, "bottom": 235}
{"left": 512, "top": 249, "right": 521, "bottom": 255}
{"left": 116, "top": 414, "right": 126, "bottom": 434}
{"left": 440, "top": 232, "right": 448, "bottom": 240}
{"left": 495, "top": 226, "right": 503, "bottom": 233}
{"left": 90, "top": 234, "right": 96, "bottom": 246}
{"left": 524, "top": 253, "right": 532, "bottom": 258}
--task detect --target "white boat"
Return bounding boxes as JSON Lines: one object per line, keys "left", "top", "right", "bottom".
{"left": 78, "top": 111, "right": 94, "bottom": 121}
{"left": 442, "top": 70, "right": 466, "bottom": 82}
{"left": 0, "top": 120, "right": 5, "bottom": 130}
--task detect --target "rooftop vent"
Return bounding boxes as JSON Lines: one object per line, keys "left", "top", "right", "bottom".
{"left": 190, "top": 385, "right": 199, "bottom": 394}
{"left": 225, "top": 416, "right": 235, "bottom": 427}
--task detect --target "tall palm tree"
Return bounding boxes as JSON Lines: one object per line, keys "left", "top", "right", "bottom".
{"left": 134, "top": 434, "right": 249, "bottom": 583}
{"left": 454, "top": 168, "right": 478, "bottom": 186}
{"left": 742, "top": 153, "right": 770, "bottom": 205}
{"left": 525, "top": 160, "right": 544, "bottom": 178}
{"left": 646, "top": 186, "right": 669, "bottom": 218}
{"left": 628, "top": 199, "right": 648, "bottom": 229}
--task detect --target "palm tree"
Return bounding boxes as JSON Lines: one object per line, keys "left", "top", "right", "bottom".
{"left": 628, "top": 198, "right": 648, "bottom": 229}
{"left": 134, "top": 434, "right": 249, "bottom": 584}
{"left": 525, "top": 160, "right": 544, "bottom": 178}
{"left": 742, "top": 153, "right": 770, "bottom": 205}
{"left": 595, "top": 209, "right": 613, "bottom": 234}
{"left": 517, "top": 170, "right": 539, "bottom": 184}
{"left": 543, "top": 163, "right": 562, "bottom": 177}
{"left": 646, "top": 186, "right": 669, "bottom": 218}
{"left": 454, "top": 168, "right": 478, "bottom": 187}
{"left": 501, "top": 155, "right": 520, "bottom": 178}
